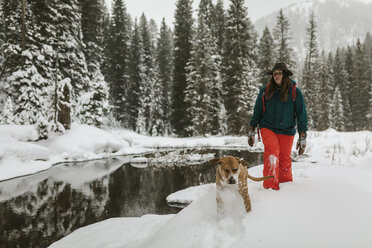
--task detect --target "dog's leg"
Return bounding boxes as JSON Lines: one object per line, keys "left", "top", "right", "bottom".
{"left": 216, "top": 186, "right": 225, "bottom": 214}
{"left": 239, "top": 184, "right": 251, "bottom": 212}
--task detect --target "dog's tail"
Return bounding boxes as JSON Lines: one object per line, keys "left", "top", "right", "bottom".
{"left": 247, "top": 173, "right": 274, "bottom": 182}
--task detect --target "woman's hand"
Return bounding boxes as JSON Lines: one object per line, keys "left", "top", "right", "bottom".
{"left": 248, "top": 127, "right": 255, "bottom": 147}
{"left": 296, "top": 132, "right": 307, "bottom": 155}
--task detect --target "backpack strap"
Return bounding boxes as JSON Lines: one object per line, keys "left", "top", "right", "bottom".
{"left": 291, "top": 82, "right": 297, "bottom": 102}
{"left": 262, "top": 82, "right": 270, "bottom": 112}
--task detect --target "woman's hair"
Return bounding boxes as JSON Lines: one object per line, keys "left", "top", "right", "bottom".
{"left": 265, "top": 74, "right": 291, "bottom": 102}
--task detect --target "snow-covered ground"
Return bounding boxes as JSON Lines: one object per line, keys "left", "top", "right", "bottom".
{"left": 45, "top": 127, "right": 372, "bottom": 248}
{"left": 1, "top": 125, "right": 371, "bottom": 247}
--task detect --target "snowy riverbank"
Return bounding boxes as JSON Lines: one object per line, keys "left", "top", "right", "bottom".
{"left": 45, "top": 127, "right": 372, "bottom": 248}
{"left": 0, "top": 124, "right": 255, "bottom": 181}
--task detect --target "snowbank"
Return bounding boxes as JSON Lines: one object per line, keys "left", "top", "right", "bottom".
{"left": 0, "top": 124, "right": 132, "bottom": 181}
{"left": 46, "top": 124, "right": 130, "bottom": 160}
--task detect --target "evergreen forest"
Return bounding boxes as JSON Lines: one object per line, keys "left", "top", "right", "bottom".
{"left": 0, "top": 0, "right": 371, "bottom": 139}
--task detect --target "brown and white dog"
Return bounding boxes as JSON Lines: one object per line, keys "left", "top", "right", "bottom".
{"left": 209, "top": 156, "right": 273, "bottom": 213}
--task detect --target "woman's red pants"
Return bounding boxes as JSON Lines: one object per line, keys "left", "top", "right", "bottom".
{"left": 260, "top": 128, "right": 295, "bottom": 190}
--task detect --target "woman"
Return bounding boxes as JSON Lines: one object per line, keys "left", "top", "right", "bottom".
{"left": 248, "top": 62, "right": 308, "bottom": 190}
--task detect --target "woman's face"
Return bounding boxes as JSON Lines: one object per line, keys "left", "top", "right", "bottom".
{"left": 273, "top": 70, "right": 283, "bottom": 85}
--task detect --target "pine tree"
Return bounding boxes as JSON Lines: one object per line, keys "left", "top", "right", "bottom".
{"left": 185, "top": 3, "right": 219, "bottom": 136}
{"left": 0, "top": 97, "right": 14, "bottom": 124}
{"left": 138, "top": 14, "right": 158, "bottom": 135}
{"left": 45, "top": 0, "right": 90, "bottom": 129}
{"left": 1, "top": 0, "right": 23, "bottom": 100}
{"left": 127, "top": 19, "right": 142, "bottom": 131}
{"left": 79, "top": 0, "right": 110, "bottom": 127}
{"left": 156, "top": 18, "right": 173, "bottom": 135}
{"left": 213, "top": 0, "right": 225, "bottom": 58}
{"left": 316, "top": 51, "right": 334, "bottom": 130}
{"left": 1, "top": 0, "right": 21, "bottom": 68}
{"left": 258, "top": 26, "right": 274, "bottom": 86}
{"left": 149, "top": 70, "right": 165, "bottom": 136}
{"left": 105, "top": 0, "right": 130, "bottom": 124}
{"left": 222, "top": 0, "right": 258, "bottom": 135}
{"left": 350, "top": 39, "right": 369, "bottom": 130}
{"left": 301, "top": 11, "right": 320, "bottom": 129}
{"left": 76, "top": 71, "right": 110, "bottom": 127}
{"left": 148, "top": 18, "right": 158, "bottom": 55}
{"left": 273, "top": 9, "right": 295, "bottom": 69}
{"left": 171, "top": 0, "right": 194, "bottom": 136}
{"left": 1, "top": 0, "right": 50, "bottom": 126}
{"left": 333, "top": 48, "right": 351, "bottom": 131}
{"left": 198, "top": 0, "right": 214, "bottom": 30}
{"left": 364, "top": 34, "right": 372, "bottom": 130}
{"left": 343, "top": 46, "right": 355, "bottom": 130}
{"left": 331, "top": 86, "right": 345, "bottom": 131}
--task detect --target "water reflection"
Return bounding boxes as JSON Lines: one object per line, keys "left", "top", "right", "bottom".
{"left": 0, "top": 149, "right": 262, "bottom": 248}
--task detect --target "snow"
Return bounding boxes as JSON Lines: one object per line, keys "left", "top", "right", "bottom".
{"left": 1, "top": 124, "right": 371, "bottom": 247}
{"left": 166, "top": 184, "right": 215, "bottom": 206}
{"left": 46, "top": 128, "right": 372, "bottom": 248}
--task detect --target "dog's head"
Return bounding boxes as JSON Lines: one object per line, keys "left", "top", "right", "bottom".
{"left": 209, "top": 156, "right": 249, "bottom": 185}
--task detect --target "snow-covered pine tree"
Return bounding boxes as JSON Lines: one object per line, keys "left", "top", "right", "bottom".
{"left": 9, "top": 53, "right": 48, "bottom": 125}
{"left": 127, "top": 19, "right": 143, "bottom": 131}
{"left": 100, "top": 1, "right": 111, "bottom": 82}
{"left": 149, "top": 69, "right": 165, "bottom": 136}
{"left": 0, "top": 97, "right": 14, "bottom": 124}
{"left": 43, "top": 0, "right": 91, "bottom": 129}
{"left": 343, "top": 46, "right": 355, "bottom": 130}
{"left": 138, "top": 14, "right": 158, "bottom": 135}
{"left": 333, "top": 48, "right": 351, "bottom": 131}
{"left": 148, "top": 19, "right": 158, "bottom": 55}
{"left": 171, "top": 0, "right": 193, "bottom": 137}
{"left": 213, "top": 0, "right": 225, "bottom": 58}
{"left": 344, "top": 46, "right": 354, "bottom": 85}
{"left": 212, "top": 1, "right": 227, "bottom": 135}
{"left": 1, "top": 0, "right": 23, "bottom": 100}
{"left": 272, "top": 9, "right": 295, "bottom": 70}
{"left": 185, "top": 3, "right": 218, "bottom": 136}
{"left": 301, "top": 11, "right": 320, "bottom": 129}
{"left": 1, "top": 0, "right": 49, "bottom": 127}
{"left": 198, "top": 0, "right": 214, "bottom": 29}
{"left": 258, "top": 26, "right": 274, "bottom": 86}
{"left": 316, "top": 51, "right": 334, "bottom": 131}
{"left": 222, "top": 0, "right": 258, "bottom": 135}
{"left": 105, "top": 0, "right": 130, "bottom": 124}
{"left": 75, "top": 71, "right": 110, "bottom": 127}
{"left": 350, "top": 39, "right": 369, "bottom": 130}
{"left": 331, "top": 86, "right": 344, "bottom": 131}
{"left": 364, "top": 35, "right": 372, "bottom": 130}
{"left": 156, "top": 18, "right": 173, "bottom": 135}
{"left": 200, "top": 0, "right": 225, "bottom": 135}
{"left": 79, "top": 0, "right": 110, "bottom": 127}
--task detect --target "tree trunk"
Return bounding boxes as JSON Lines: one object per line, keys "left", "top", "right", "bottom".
{"left": 58, "top": 84, "right": 71, "bottom": 130}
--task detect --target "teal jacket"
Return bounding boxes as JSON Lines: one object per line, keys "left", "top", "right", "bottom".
{"left": 250, "top": 80, "right": 308, "bottom": 136}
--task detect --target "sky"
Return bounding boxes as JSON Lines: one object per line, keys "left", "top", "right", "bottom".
{"left": 105, "top": 0, "right": 372, "bottom": 26}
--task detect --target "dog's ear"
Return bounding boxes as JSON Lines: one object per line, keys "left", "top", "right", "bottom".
{"left": 240, "top": 159, "right": 249, "bottom": 167}
{"left": 234, "top": 157, "right": 241, "bottom": 163}
{"left": 209, "top": 158, "right": 220, "bottom": 166}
